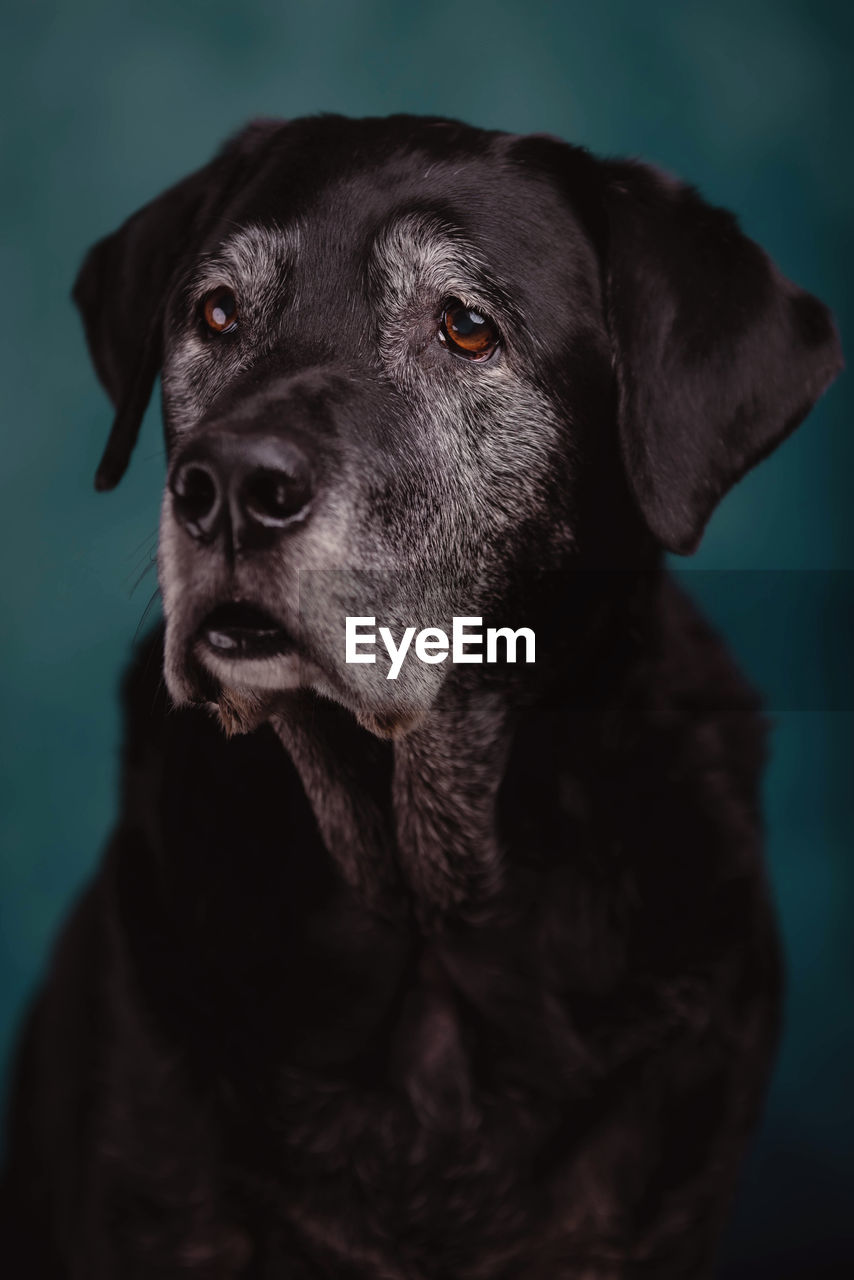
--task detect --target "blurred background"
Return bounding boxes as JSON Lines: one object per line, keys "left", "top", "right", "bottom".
{"left": 0, "top": 1, "right": 851, "bottom": 1273}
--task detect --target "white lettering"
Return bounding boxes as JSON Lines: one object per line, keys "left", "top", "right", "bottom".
{"left": 379, "top": 626, "right": 416, "bottom": 680}
{"left": 345, "top": 617, "right": 535, "bottom": 674}
{"left": 345, "top": 616, "right": 376, "bottom": 663}
{"left": 415, "top": 628, "right": 449, "bottom": 664}
{"left": 452, "top": 617, "right": 483, "bottom": 663}
{"left": 486, "top": 626, "right": 536, "bottom": 664}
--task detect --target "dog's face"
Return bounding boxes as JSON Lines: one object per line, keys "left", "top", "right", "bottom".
{"left": 74, "top": 115, "right": 841, "bottom": 737}
{"left": 156, "top": 127, "right": 610, "bottom": 736}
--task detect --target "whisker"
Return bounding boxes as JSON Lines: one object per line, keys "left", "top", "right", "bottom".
{"left": 121, "top": 551, "right": 157, "bottom": 592}
{"left": 133, "top": 587, "right": 162, "bottom": 643}
{"left": 128, "top": 558, "right": 158, "bottom": 599}
{"left": 125, "top": 528, "right": 159, "bottom": 561}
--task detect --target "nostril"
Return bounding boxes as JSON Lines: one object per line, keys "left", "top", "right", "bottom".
{"left": 170, "top": 462, "right": 220, "bottom": 538}
{"left": 242, "top": 466, "right": 312, "bottom": 528}
{"left": 173, "top": 464, "right": 216, "bottom": 511}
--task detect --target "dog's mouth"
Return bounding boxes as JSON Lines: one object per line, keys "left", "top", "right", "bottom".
{"left": 195, "top": 601, "right": 296, "bottom": 661}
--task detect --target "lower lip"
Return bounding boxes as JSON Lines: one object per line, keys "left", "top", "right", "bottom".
{"left": 193, "top": 638, "right": 307, "bottom": 697}
{"left": 200, "top": 627, "right": 295, "bottom": 660}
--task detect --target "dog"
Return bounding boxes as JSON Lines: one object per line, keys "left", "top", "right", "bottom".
{"left": 1, "top": 114, "right": 842, "bottom": 1277}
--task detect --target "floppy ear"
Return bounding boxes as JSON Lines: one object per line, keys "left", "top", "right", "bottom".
{"left": 600, "top": 161, "right": 843, "bottom": 553}
{"left": 73, "top": 121, "right": 278, "bottom": 491}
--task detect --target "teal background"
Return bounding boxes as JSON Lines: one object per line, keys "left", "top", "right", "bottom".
{"left": 0, "top": 2, "right": 851, "bottom": 1272}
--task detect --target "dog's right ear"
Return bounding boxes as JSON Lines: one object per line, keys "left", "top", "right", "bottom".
{"left": 595, "top": 160, "right": 843, "bottom": 554}
{"left": 73, "top": 121, "right": 278, "bottom": 491}
{"left": 511, "top": 134, "right": 842, "bottom": 553}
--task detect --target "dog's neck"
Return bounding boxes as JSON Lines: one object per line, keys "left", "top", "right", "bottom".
{"left": 271, "top": 678, "right": 513, "bottom": 919}
{"left": 270, "top": 570, "right": 660, "bottom": 919}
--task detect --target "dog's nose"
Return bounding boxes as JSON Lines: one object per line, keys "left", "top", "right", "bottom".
{"left": 170, "top": 458, "right": 222, "bottom": 541}
{"left": 169, "top": 434, "right": 313, "bottom": 551}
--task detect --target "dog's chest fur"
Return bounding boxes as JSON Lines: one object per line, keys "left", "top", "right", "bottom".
{"left": 92, "top": 610, "right": 778, "bottom": 1277}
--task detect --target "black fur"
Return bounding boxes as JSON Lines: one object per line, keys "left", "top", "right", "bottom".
{"left": 1, "top": 115, "right": 842, "bottom": 1277}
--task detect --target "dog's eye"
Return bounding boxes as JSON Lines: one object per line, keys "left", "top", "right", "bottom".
{"left": 439, "top": 300, "right": 499, "bottom": 360}
{"left": 201, "top": 287, "right": 239, "bottom": 334}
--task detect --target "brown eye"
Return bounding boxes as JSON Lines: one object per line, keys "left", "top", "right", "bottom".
{"left": 439, "top": 299, "right": 500, "bottom": 359}
{"left": 201, "top": 286, "right": 238, "bottom": 334}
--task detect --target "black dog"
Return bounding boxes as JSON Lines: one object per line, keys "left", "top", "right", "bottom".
{"left": 2, "top": 115, "right": 842, "bottom": 1277}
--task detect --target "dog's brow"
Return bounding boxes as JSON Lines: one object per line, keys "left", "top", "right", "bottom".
{"left": 191, "top": 222, "right": 301, "bottom": 294}
{"left": 370, "top": 211, "right": 504, "bottom": 311}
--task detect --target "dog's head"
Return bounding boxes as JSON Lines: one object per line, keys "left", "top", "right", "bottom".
{"left": 74, "top": 115, "right": 841, "bottom": 737}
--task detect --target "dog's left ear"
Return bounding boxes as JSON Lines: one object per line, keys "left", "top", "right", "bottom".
{"left": 74, "top": 121, "right": 278, "bottom": 491}
{"left": 599, "top": 161, "right": 843, "bottom": 553}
